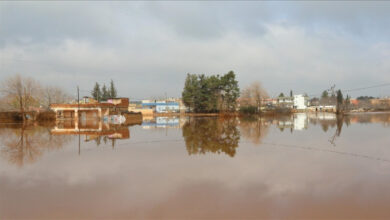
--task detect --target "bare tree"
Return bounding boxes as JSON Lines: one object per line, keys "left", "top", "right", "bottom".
{"left": 240, "top": 81, "right": 269, "bottom": 112}
{"left": 41, "top": 86, "right": 72, "bottom": 109}
{"left": 0, "top": 75, "right": 41, "bottom": 120}
{"left": 1, "top": 75, "right": 71, "bottom": 114}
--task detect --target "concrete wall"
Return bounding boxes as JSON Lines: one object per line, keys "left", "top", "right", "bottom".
{"left": 293, "top": 95, "right": 307, "bottom": 110}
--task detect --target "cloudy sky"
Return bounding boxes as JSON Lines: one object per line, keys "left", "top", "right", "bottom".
{"left": 1, "top": 1, "right": 390, "bottom": 99}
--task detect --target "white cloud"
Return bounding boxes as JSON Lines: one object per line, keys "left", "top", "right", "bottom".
{"left": 1, "top": 1, "right": 390, "bottom": 98}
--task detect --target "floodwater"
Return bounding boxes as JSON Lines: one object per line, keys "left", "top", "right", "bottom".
{"left": 1, "top": 113, "right": 390, "bottom": 219}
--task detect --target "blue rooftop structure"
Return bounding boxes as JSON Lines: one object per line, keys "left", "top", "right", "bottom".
{"left": 142, "top": 102, "right": 180, "bottom": 113}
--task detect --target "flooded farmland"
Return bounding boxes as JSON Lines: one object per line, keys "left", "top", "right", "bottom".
{"left": 1, "top": 113, "right": 390, "bottom": 219}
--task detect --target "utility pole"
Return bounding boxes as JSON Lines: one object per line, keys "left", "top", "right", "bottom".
{"left": 77, "top": 86, "right": 80, "bottom": 110}
{"left": 77, "top": 86, "right": 81, "bottom": 155}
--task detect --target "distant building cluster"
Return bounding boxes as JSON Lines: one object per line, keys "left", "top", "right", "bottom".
{"left": 128, "top": 98, "right": 187, "bottom": 114}
{"left": 49, "top": 93, "right": 390, "bottom": 118}
{"left": 259, "top": 94, "right": 310, "bottom": 111}
{"left": 258, "top": 94, "right": 390, "bottom": 113}
{"left": 348, "top": 97, "right": 390, "bottom": 111}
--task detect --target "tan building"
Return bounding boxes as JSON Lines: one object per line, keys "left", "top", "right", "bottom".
{"left": 370, "top": 98, "right": 390, "bottom": 106}
{"left": 50, "top": 98, "right": 129, "bottom": 120}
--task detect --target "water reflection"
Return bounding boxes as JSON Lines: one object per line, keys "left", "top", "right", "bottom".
{"left": 1, "top": 113, "right": 389, "bottom": 166}
{"left": 181, "top": 113, "right": 390, "bottom": 157}
{"left": 182, "top": 117, "right": 240, "bottom": 157}
{"left": 141, "top": 116, "right": 186, "bottom": 129}
{"left": 1, "top": 113, "right": 390, "bottom": 218}
{"left": 0, "top": 123, "right": 72, "bottom": 167}
{"left": 239, "top": 116, "right": 269, "bottom": 144}
{"left": 52, "top": 120, "right": 130, "bottom": 149}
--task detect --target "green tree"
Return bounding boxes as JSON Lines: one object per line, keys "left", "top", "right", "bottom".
{"left": 345, "top": 95, "right": 350, "bottom": 111}
{"left": 181, "top": 71, "right": 239, "bottom": 113}
{"left": 290, "top": 90, "right": 293, "bottom": 97}
{"left": 101, "top": 84, "right": 109, "bottom": 101}
{"left": 357, "top": 96, "right": 374, "bottom": 100}
{"left": 109, "top": 79, "right": 117, "bottom": 99}
{"left": 196, "top": 74, "right": 209, "bottom": 112}
{"left": 220, "top": 71, "right": 240, "bottom": 112}
{"left": 336, "top": 89, "right": 344, "bottom": 114}
{"left": 91, "top": 82, "right": 101, "bottom": 102}
{"left": 279, "top": 93, "right": 285, "bottom": 97}
{"left": 182, "top": 73, "right": 200, "bottom": 112}
{"left": 321, "top": 90, "right": 329, "bottom": 98}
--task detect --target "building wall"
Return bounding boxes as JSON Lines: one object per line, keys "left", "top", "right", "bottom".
{"left": 370, "top": 98, "right": 390, "bottom": 106}
{"left": 293, "top": 95, "right": 307, "bottom": 110}
{"left": 130, "top": 108, "right": 154, "bottom": 115}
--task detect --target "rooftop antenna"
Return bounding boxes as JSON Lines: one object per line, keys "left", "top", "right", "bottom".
{"left": 328, "top": 84, "right": 336, "bottom": 96}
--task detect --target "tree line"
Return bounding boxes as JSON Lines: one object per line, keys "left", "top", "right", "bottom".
{"left": 182, "top": 71, "right": 240, "bottom": 113}
{"left": 91, "top": 80, "right": 117, "bottom": 102}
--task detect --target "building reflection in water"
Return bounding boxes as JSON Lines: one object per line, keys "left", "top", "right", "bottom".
{"left": 1, "top": 113, "right": 389, "bottom": 166}
{"left": 0, "top": 123, "right": 72, "bottom": 167}
{"left": 141, "top": 116, "right": 186, "bottom": 129}
{"left": 181, "top": 113, "right": 390, "bottom": 157}
{"left": 51, "top": 119, "right": 130, "bottom": 149}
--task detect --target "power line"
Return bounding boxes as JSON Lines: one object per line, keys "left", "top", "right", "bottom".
{"left": 308, "top": 82, "right": 390, "bottom": 97}
{"left": 343, "top": 83, "right": 390, "bottom": 93}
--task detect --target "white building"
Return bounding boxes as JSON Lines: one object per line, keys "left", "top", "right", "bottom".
{"left": 293, "top": 94, "right": 308, "bottom": 110}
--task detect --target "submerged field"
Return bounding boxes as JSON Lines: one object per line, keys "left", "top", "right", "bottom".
{"left": 1, "top": 113, "right": 390, "bottom": 219}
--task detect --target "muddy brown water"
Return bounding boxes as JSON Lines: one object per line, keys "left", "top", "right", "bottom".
{"left": 1, "top": 113, "right": 390, "bottom": 219}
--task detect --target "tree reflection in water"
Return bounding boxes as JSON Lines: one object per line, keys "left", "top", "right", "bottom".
{"left": 1, "top": 113, "right": 389, "bottom": 164}
{"left": 0, "top": 123, "right": 72, "bottom": 167}
{"left": 239, "top": 116, "right": 270, "bottom": 145}
{"left": 182, "top": 117, "right": 240, "bottom": 157}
